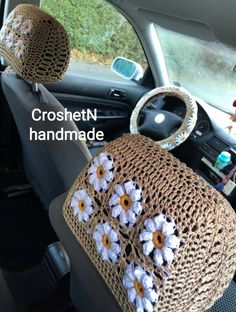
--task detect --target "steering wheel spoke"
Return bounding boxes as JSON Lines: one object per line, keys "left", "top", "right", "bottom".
{"left": 151, "top": 95, "right": 168, "bottom": 110}
{"left": 140, "top": 108, "right": 183, "bottom": 140}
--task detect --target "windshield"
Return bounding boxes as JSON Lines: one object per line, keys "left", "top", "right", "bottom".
{"left": 155, "top": 25, "right": 236, "bottom": 114}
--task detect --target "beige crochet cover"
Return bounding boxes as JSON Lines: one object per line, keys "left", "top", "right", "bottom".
{"left": 0, "top": 4, "right": 70, "bottom": 83}
{"left": 63, "top": 134, "right": 236, "bottom": 312}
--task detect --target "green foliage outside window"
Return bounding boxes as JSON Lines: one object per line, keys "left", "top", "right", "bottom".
{"left": 41, "top": 0, "right": 146, "bottom": 65}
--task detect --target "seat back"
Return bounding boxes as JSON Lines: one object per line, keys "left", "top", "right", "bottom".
{"left": 0, "top": 4, "right": 92, "bottom": 208}
{"left": 50, "top": 193, "right": 121, "bottom": 311}
{"left": 2, "top": 72, "right": 91, "bottom": 208}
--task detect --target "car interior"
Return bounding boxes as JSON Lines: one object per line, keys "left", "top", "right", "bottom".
{"left": 0, "top": 0, "right": 235, "bottom": 311}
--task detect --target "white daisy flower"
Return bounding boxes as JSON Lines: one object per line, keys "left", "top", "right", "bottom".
{"left": 109, "top": 180, "right": 143, "bottom": 227}
{"left": 93, "top": 222, "right": 121, "bottom": 262}
{"left": 160, "top": 143, "right": 174, "bottom": 151}
{"left": 6, "top": 10, "right": 16, "bottom": 24}
{"left": 190, "top": 100, "right": 198, "bottom": 114}
{"left": 175, "top": 131, "right": 189, "bottom": 146}
{"left": 88, "top": 152, "right": 114, "bottom": 192}
{"left": 20, "top": 19, "right": 33, "bottom": 35}
{"left": 187, "top": 115, "right": 197, "bottom": 132}
{"left": 14, "top": 39, "right": 25, "bottom": 58}
{"left": 5, "top": 33, "right": 16, "bottom": 50}
{"left": 140, "top": 213, "right": 180, "bottom": 267}
{"left": 0, "top": 25, "right": 8, "bottom": 42}
{"left": 12, "top": 15, "right": 24, "bottom": 30}
{"left": 123, "top": 263, "right": 159, "bottom": 312}
{"left": 71, "top": 189, "right": 93, "bottom": 222}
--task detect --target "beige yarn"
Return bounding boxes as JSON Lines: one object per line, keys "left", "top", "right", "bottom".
{"left": 63, "top": 134, "right": 236, "bottom": 312}
{"left": 0, "top": 4, "right": 70, "bottom": 83}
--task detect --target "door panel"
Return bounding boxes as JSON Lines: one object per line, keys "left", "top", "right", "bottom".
{"left": 52, "top": 93, "right": 130, "bottom": 141}
{"left": 44, "top": 69, "right": 150, "bottom": 141}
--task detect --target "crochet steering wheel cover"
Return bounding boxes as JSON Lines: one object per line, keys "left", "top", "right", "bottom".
{"left": 130, "top": 86, "right": 198, "bottom": 150}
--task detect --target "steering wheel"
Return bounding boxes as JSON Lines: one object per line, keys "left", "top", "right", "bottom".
{"left": 130, "top": 86, "right": 198, "bottom": 150}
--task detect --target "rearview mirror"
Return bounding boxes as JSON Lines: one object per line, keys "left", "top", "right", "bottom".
{"left": 111, "top": 57, "right": 144, "bottom": 81}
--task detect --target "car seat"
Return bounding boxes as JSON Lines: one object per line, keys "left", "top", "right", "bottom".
{"left": 0, "top": 4, "right": 92, "bottom": 208}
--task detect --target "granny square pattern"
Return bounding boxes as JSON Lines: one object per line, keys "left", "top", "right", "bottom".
{"left": 63, "top": 134, "right": 236, "bottom": 312}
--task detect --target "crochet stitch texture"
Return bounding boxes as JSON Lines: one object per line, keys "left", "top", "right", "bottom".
{"left": 63, "top": 134, "right": 236, "bottom": 312}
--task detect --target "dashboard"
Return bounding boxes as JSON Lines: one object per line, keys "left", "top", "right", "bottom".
{"left": 141, "top": 94, "right": 236, "bottom": 208}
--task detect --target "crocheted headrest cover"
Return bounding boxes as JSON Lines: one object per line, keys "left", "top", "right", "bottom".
{"left": 0, "top": 4, "right": 70, "bottom": 83}
{"left": 63, "top": 134, "right": 236, "bottom": 312}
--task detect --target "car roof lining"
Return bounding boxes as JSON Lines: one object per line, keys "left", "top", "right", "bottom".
{"left": 139, "top": 9, "right": 216, "bottom": 42}
{"left": 109, "top": 0, "right": 236, "bottom": 49}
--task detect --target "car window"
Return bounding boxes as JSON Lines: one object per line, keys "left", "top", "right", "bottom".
{"left": 156, "top": 25, "right": 236, "bottom": 114}
{"left": 41, "top": 0, "right": 147, "bottom": 76}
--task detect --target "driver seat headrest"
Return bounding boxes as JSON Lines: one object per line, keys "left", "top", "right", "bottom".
{"left": 0, "top": 4, "right": 70, "bottom": 83}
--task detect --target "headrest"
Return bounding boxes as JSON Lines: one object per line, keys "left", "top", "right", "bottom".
{"left": 0, "top": 4, "right": 70, "bottom": 83}
{"left": 63, "top": 134, "right": 236, "bottom": 312}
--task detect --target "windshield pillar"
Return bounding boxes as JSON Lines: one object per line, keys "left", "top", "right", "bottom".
{"left": 146, "top": 23, "right": 170, "bottom": 86}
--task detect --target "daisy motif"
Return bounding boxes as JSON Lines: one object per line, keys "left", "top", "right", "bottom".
{"left": 93, "top": 222, "right": 121, "bottom": 262}
{"left": 140, "top": 213, "right": 180, "bottom": 266}
{"left": 123, "top": 263, "right": 159, "bottom": 312}
{"left": 190, "top": 100, "right": 198, "bottom": 114}
{"left": 14, "top": 39, "right": 25, "bottom": 58}
{"left": 5, "top": 33, "right": 16, "bottom": 49}
{"left": 12, "top": 15, "right": 24, "bottom": 30}
{"left": 160, "top": 143, "right": 174, "bottom": 151}
{"left": 0, "top": 25, "right": 8, "bottom": 42}
{"left": 175, "top": 131, "right": 188, "bottom": 146}
{"left": 20, "top": 19, "right": 33, "bottom": 35}
{"left": 71, "top": 189, "right": 93, "bottom": 222}
{"left": 187, "top": 115, "right": 197, "bottom": 131}
{"left": 88, "top": 152, "right": 114, "bottom": 192}
{"left": 109, "top": 180, "right": 143, "bottom": 227}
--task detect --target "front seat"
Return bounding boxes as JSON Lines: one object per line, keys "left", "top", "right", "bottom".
{"left": 0, "top": 4, "right": 92, "bottom": 208}
{"left": 50, "top": 134, "right": 236, "bottom": 312}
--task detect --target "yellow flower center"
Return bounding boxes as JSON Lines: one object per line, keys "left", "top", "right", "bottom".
{"left": 133, "top": 280, "right": 145, "bottom": 297}
{"left": 78, "top": 200, "right": 86, "bottom": 212}
{"left": 102, "top": 235, "right": 111, "bottom": 249}
{"left": 119, "top": 194, "right": 131, "bottom": 211}
{"left": 152, "top": 230, "right": 165, "bottom": 249}
{"left": 96, "top": 166, "right": 105, "bottom": 179}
